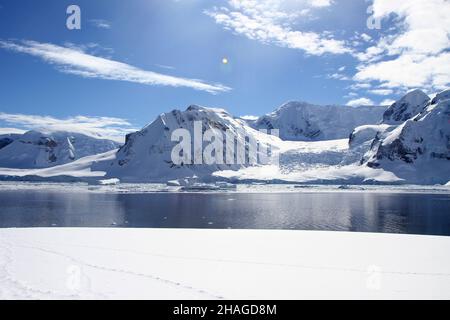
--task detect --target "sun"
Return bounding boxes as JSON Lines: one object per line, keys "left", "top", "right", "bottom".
{"left": 222, "top": 57, "right": 228, "bottom": 64}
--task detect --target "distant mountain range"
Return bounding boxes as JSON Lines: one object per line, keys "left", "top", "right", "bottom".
{"left": 0, "top": 88, "right": 448, "bottom": 185}
{"left": 0, "top": 130, "right": 119, "bottom": 168}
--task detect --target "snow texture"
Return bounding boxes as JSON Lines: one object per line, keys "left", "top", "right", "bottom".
{"left": 0, "top": 228, "right": 449, "bottom": 299}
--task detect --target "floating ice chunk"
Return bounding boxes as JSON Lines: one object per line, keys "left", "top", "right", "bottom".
{"left": 97, "top": 178, "right": 120, "bottom": 185}
{"left": 215, "top": 181, "right": 237, "bottom": 190}
{"left": 181, "top": 183, "right": 220, "bottom": 191}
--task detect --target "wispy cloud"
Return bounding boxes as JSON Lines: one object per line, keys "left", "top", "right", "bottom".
{"left": 327, "top": 73, "right": 350, "bottom": 81}
{"left": 155, "top": 64, "right": 176, "bottom": 70}
{"left": 205, "top": 0, "right": 351, "bottom": 56}
{"left": 346, "top": 97, "right": 374, "bottom": 107}
{"left": 0, "top": 113, "right": 138, "bottom": 143}
{"left": 90, "top": 19, "right": 111, "bottom": 29}
{"left": 63, "top": 42, "right": 115, "bottom": 58}
{"left": 0, "top": 127, "right": 26, "bottom": 135}
{"left": 0, "top": 40, "right": 231, "bottom": 94}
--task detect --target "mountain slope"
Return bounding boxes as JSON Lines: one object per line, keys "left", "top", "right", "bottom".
{"left": 253, "top": 101, "right": 386, "bottom": 141}
{"left": 0, "top": 130, "right": 120, "bottom": 169}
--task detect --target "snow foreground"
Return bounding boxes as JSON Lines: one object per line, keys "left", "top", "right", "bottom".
{"left": 0, "top": 228, "right": 449, "bottom": 300}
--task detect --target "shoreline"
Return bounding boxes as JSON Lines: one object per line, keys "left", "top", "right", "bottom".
{"left": 0, "top": 181, "right": 449, "bottom": 195}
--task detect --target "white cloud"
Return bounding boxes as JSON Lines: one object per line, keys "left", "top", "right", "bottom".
{"left": 0, "top": 40, "right": 231, "bottom": 94}
{"left": 0, "top": 113, "right": 138, "bottom": 143}
{"left": 371, "top": 0, "right": 449, "bottom": 56}
{"left": 240, "top": 115, "right": 259, "bottom": 121}
{"left": 354, "top": 52, "right": 450, "bottom": 90}
{"left": 90, "top": 19, "right": 111, "bottom": 29}
{"left": 346, "top": 97, "right": 374, "bottom": 106}
{"left": 360, "top": 33, "right": 372, "bottom": 42}
{"left": 344, "top": 92, "right": 358, "bottom": 98}
{"left": 205, "top": 0, "right": 351, "bottom": 56}
{"left": 380, "top": 99, "right": 396, "bottom": 106}
{"left": 369, "top": 89, "right": 394, "bottom": 96}
{"left": 309, "top": 0, "right": 333, "bottom": 7}
{"left": 353, "top": 0, "right": 450, "bottom": 91}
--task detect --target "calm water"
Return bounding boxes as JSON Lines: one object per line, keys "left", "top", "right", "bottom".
{"left": 0, "top": 190, "right": 449, "bottom": 236}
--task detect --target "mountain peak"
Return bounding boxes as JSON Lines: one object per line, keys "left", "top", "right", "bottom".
{"left": 276, "top": 101, "right": 315, "bottom": 112}
{"left": 185, "top": 105, "right": 228, "bottom": 114}
{"left": 401, "top": 89, "right": 429, "bottom": 105}
{"left": 382, "top": 89, "right": 430, "bottom": 124}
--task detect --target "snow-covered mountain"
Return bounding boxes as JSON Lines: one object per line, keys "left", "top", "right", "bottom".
{"left": 99, "top": 105, "right": 280, "bottom": 182}
{"left": 253, "top": 101, "right": 386, "bottom": 141}
{"left": 0, "top": 130, "right": 120, "bottom": 169}
{"left": 349, "top": 89, "right": 441, "bottom": 163}
{"left": 359, "top": 89, "right": 450, "bottom": 184}
{"left": 1, "top": 89, "right": 448, "bottom": 185}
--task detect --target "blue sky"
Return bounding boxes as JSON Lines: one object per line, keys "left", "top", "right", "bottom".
{"left": 0, "top": 0, "right": 448, "bottom": 140}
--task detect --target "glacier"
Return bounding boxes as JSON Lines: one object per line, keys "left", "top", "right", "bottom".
{"left": 253, "top": 101, "right": 386, "bottom": 141}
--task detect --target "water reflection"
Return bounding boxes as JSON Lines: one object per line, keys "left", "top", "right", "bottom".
{"left": 0, "top": 191, "right": 449, "bottom": 236}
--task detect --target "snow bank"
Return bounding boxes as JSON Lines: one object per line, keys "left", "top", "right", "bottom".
{"left": 0, "top": 228, "right": 449, "bottom": 299}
